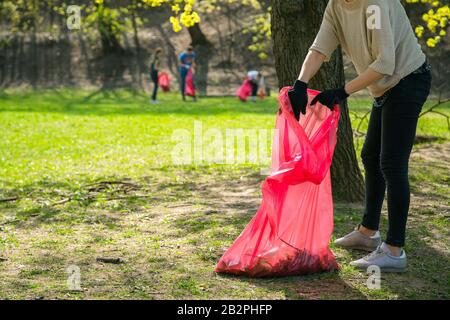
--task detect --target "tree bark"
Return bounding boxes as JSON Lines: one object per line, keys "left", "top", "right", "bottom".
{"left": 187, "top": 24, "right": 214, "bottom": 96}
{"left": 130, "top": 0, "right": 143, "bottom": 89}
{"left": 270, "top": 0, "right": 364, "bottom": 202}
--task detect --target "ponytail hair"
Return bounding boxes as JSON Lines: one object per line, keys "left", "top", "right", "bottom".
{"left": 152, "top": 47, "right": 163, "bottom": 63}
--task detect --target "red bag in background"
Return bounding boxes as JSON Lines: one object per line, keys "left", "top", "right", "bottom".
{"left": 215, "top": 87, "right": 340, "bottom": 277}
{"left": 185, "top": 69, "right": 196, "bottom": 97}
{"left": 236, "top": 79, "right": 252, "bottom": 102}
{"left": 158, "top": 72, "right": 171, "bottom": 92}
{"left": 258, "top": 88, "right": 265, "bottom": 100}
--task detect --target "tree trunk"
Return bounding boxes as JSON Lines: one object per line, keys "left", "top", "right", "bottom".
{"left": 130, "top": 1, "right": 143, "bottom": 89}
{"left": 187, "top": 24, "right": 214, "bottom": 96}
{"left": 270, "top": 0, "right": 364, "bottom": 202}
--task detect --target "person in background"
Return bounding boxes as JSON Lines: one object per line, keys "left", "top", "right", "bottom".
{"left": 258, "top": 71, "right": 266, "bottom": 99}
{"left": 247, "top": 70, "right": 264, "bottom": 102}
{"left": 179, "top": 45, "right": 197, "bottom": 101}
{"left": 150, "top": 47, "right": 163, "bottom": 104}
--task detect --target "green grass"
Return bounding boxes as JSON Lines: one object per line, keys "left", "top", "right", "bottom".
{"left": 0, "top": 88, "right": 449, "bottom": 300}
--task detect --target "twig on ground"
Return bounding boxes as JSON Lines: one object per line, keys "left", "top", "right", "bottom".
{"left": 100, "top": 195, "right": 155, "bottom": 201}
{"left": 96, "top": 257, "right": 125, "bottom": 264}
{"left": 84, "top": 180, "right": 140, "bottom": 188}
{"left": 5, "top": 179, "right": 151, "bottom": 209}
{"left": 52, "top": 198, "right": 72, "bottom": 206}
{"left": 0, "top": 197, "right": 19, "bottom": 202}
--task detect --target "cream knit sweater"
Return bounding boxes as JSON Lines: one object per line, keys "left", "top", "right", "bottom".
{"left": 310, "top": 0, "right": 426, "bottom": 97}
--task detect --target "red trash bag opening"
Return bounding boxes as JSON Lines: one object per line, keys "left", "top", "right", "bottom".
{"left": 215, "top": 87, "right": 341, "bottom": 277}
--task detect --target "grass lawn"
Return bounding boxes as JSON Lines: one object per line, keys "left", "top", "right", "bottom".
{"left": 0, "top": 89, "right": 449, "bottom": 299}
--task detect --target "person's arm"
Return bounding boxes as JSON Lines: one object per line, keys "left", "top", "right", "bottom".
{"left": 343, "top": 1, "right": 393, "bottom": 95}
{"left": 179, "top": 53, "right": 184, "bottom": 67}
{"left": 311, "top": 2, "right": 395, "bottom": 110}
{"left": 288, "top": 51, "right": 327, "bottom": 120}
{"left": 288, "top": 1, "right": 339, "bottom": 120}
{"left": 310, "top": 68, "right": 384, "bottom": 109}
{"left": 344, "top": 68, "right": 384, "bottom": 95}
{"left": 298, "top": 50, "right": 327, "bottom": 83}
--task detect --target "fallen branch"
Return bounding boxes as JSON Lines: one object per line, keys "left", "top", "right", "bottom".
{"left": 100, "top": 195, "right": 156, "bottom": 201}
{"left": 96, "top": 257, "right": 125, "bottom": 264}
{"left": 84, "top": 180, "right": 140, "bottom": 188}
{"left": 52, "top": 198, "right": 72, "bottom": 206}
{"left": 0, "top": 197, "right": 19, "bottom": 203}
{"left": 350, "top": 110, "right": 371, "bottom": 149}
{"left": 420, "top": 98, "right": 450, "bottom": 131}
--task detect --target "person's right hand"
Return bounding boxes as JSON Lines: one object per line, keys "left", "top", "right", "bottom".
{"left": 288, "top": 80, "right": 308, "bottom": 121}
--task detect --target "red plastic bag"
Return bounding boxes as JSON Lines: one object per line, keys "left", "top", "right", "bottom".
{"left": 236, "top": 79, "right": 252, "bottom": 102}
{"left": 185, "top": 69, "right": 196, "bottom": 97}
{"left": 158, "top": 72, "right": 171, "bottom": 92}
{"left": 215, "top": 87, "right": 340, "bottom": 277}
{"left": 258, "top": 88, "right": 265, "bottom": 100}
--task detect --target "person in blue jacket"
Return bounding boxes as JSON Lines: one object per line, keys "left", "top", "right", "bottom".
{"left": 179, "top": 46, "right": 197, "bottom": 101}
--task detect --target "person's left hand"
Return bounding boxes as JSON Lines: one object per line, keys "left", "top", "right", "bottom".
{"left": 310, "top": 87, "right": 349, "bottom": 111}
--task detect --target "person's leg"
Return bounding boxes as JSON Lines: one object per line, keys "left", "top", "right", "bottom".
{"left": 151, "top": 71, "right": 158, "bottom": 101}
{"left": 192, "top": 73, "right": 197, "bottom": 101}
{"left": 180, "top": 67, "right": 188, "bottom": 100}
{"left": 250, "top": 81, "right": 258, "bottom": 102}
{"left": 360, "top": 104, "right": 385, "bottom": 233}
{"left": 334, "top": 102, "right": 384, "bottom": 251}
{"left": 380, "top": 71, "right": 432, "bottom": 252}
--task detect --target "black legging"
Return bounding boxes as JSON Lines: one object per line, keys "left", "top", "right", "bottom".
{"left": 151, "top": 70, "right": 158, "bottom": 101}
{"left": 250, "top": 80, "right": 259, "bottom": 98}
{"left": 361, "top": 66, "right": 431, "bottom": 247}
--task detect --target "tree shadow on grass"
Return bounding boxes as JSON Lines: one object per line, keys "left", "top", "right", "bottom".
{"left": 0, "top": 176, "right": 157, "bottom": 230}
{"left": 217, "top": 272, "right": 367, "bottom": 300}
{"left": 167, "top": 172, "right": 366, "bottom": 299}
{"left": 2, "top": 164, "right": 448, "bottom": 299}
{"left": 169, "top": 169, "right": 450, "bottom": 300}
{"left": 172, "top": 208, "right": 368, "bottom": 299}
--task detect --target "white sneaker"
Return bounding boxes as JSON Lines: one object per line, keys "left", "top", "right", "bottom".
{"left": 334, "top": 225, "right": 381, "bottom": 251}
{"left": 350, "top": 242, "right": 407, "bottom": 273}
{"left": 150, "top": 100, "right": 160, "bottom": 104}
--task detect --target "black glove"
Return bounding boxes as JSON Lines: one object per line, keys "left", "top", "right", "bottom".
{"left": 288, "top": 80, "right": 308, "bottom": 121}
{"left": 310, "top": 87, "right": 349, "bottom": 111}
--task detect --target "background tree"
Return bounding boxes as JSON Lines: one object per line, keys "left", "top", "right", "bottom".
{"left": 192, "top": 0, "right": 268, "bottom": 94}
{"left": 186, "top": 23, "right": 213, "bottom": 95}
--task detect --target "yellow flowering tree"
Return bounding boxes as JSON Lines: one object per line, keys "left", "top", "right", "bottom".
{"left": 405, "top": 1, "right": 449, "bottom": 129}
{"left": 406, "top": 0, "right": 449, "bottom": 47}
{"left": 141, "top": 0, "right": 271, "bottom": 60}
{"left": 88, "top": 0, "right": 201, "bottom": 37}
{"left": 140, "top": 0, "right": 201, "bottom": 32}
